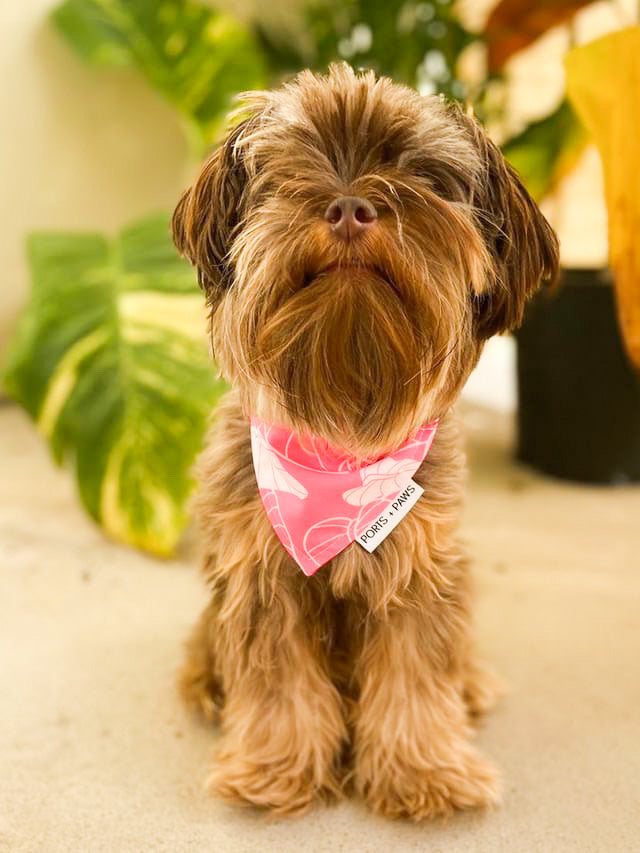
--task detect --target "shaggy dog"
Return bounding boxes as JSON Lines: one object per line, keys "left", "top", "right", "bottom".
{"left": 172, "top": 64, "right": 558, "bottom": 820}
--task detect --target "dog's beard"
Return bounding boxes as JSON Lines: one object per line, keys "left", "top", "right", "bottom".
{"left": 214, "top": 200, "right": 488, "bottom": 455}
{"left": 258, "top": 269, "right": 431, "bottom": 445}
{"left": 218, "top": 267, "right": 467, "bottom": 454}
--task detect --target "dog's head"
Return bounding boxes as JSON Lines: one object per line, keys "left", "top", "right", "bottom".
{"left": 174, "top": 64, "right": 558, "bottom": 456}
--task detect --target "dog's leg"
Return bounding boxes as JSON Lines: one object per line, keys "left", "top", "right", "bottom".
{"left": 178, "top": 600, "right": 224, "bottom": 723}
{"left": 463, "top": 660, "right": 504, "bottom": 719}
{"left": 207, "top": 560, "right": 347, "bottom": 815}
{"left": 352, "top": 566, "right": 500, "bottom": 820}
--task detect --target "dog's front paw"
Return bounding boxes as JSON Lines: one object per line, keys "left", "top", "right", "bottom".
{"left": 207, "top": 743, "right": 343, "bottom": 816}
{"left": 357, "top": 745, "right": 500, "bottom": 821}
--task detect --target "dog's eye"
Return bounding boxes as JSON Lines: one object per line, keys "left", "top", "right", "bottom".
{"left": 379, "top": 139, "right": 403, "bottom": 165}
{"left": 416, "top": 167, "right": 470, "bottom": 203}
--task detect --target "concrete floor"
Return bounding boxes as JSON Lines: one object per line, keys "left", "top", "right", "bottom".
{"left": 1, "top": 402, "right": 639, "bottom": 853}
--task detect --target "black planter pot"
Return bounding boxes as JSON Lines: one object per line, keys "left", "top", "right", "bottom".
{"left": 516, "top": 268, "right": 640, "bottom": 484}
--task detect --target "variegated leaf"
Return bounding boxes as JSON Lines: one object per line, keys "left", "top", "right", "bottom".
{"left": 3, "top": 214, "right": 226, "bottom": 555}
{"left": 51, "top": 0, "right": 266, "bottom": 147}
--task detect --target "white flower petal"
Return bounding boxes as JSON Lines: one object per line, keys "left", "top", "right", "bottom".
{"left": 252, "top": 427, "right": 308, "bottom": 499}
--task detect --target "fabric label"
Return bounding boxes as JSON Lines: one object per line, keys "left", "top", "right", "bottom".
{"left": 356, "top": 478, "right": 424, "bottom": 552}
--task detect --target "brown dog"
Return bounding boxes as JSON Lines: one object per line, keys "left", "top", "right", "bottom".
{"left": 172, "top": 64, "right": 558, "bottom": 820}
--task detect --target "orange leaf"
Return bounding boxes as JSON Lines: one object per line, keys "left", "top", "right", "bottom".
{"left": 485, "top": 0, "right": 594, "bottom": 72}
{"left": 565, "top": 27, "right": 640, "bottom": 370}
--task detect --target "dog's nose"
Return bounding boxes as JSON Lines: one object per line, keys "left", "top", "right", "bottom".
{"left": 324, "top": 196, "right": 377, "bottom": 241}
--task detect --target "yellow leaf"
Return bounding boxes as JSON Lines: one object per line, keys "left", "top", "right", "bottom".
{"left": 565, "top": 28, "right": 640, "bottom": 370}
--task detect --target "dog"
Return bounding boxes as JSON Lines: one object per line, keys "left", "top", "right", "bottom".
{"left": 172, "top": 63, "right": 559, "bottom": 820}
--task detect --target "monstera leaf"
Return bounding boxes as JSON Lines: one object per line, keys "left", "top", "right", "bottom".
{"left": 502, "top": 100, "right": 588, "bottom": 201}
{"left": 3, "top": 215, "right": 226, "bottom": 554}
{"left": 51, "top": 0, "right": 265, "bottom": 147}
{"left": 566, "top": 27, "right": 640, "bottom": 370}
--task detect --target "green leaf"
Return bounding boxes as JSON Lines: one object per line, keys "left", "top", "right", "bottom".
{"left": 502, "top": 100, "right": 588, "bottom": 201}
{"left": 3, "top": 214, "right": 227, "bottom": 556}
{"left": 51, "top": 0, "right": 266, "bottom": 147}
{"left": 255, "top": 0, "right": 477, "bottom": 101}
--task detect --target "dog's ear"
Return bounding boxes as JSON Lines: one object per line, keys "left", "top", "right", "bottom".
{"left": 172, "top": 116, "right": 253, "bottom": 302}
{"left": 455, "top": 109, "right": 560, "bottom": 339}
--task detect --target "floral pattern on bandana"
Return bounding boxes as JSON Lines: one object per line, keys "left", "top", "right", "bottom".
{"left": 250, "top": 417, "right": 439, "bottom": 575}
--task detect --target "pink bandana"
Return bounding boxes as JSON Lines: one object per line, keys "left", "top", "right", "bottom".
{"left": 250, "top": 417, "right": 439, "bottom": 575}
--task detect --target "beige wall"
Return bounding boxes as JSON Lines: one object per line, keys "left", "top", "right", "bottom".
{"left": 0, "top": 0, "right": 192, "bottom": 356}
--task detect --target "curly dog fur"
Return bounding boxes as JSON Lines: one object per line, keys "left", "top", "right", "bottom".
{"left": 172, "top": 64, "right": 558, "bottom": 820}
